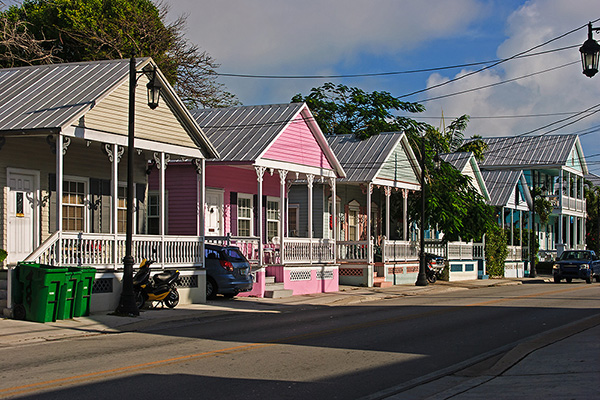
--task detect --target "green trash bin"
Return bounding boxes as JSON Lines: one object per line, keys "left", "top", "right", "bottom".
{"left": 73, "top": 267, "right": 96, "bottom": 317}
{"left": 16, "top": 263, "right": 68, "bottom": 323}
{"left": 57, "top": 267, "right": 81, "bottom": 320}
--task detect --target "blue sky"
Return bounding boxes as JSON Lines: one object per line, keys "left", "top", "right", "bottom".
{"left": 166, "top": 1, "right": 599, "bottom": 173}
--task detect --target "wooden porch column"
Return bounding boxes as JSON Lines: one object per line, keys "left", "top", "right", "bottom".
{"left": 329, "top": 177, "right": 337, "bottom": 261}
{"left": 402, "top": 189, "right": 408, "bottom": 241}
{"left": 111, "top": 143, "right": 119, "bottom": 269}
{"left": 558, "top": 170, "right": 564, "bottom": 248}
{"left": 56, "top": 133, "right": 64, "bottom": 265}
{"left": 367, "top": 183, "right": 372, "bottom": 264}
{"left": 278, "top": 169, "right": 288, "bottom": 264}
{"left": 307, "top": 174, "right": 314, "bottom": 264}
{"left": 193, "top": 159, "right": 205, "bottom": 237}
{"left": 384, "top": 187, "right": 391, "bottom": 240}
{"left": 255, "top": 166, "right": 266, "bottom": 267}
{"left": 157, "top": 152, "right": 169, "bottom": 267}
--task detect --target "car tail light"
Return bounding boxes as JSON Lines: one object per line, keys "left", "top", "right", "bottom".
{"left": 220, "top": 260, "right": 234, "bottom": 272}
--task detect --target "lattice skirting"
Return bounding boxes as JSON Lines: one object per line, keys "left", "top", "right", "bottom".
{"left": 290, "top": 270, "right": 312, "bottom": 281}
{"left": 340, "top": 268, "right": 364, "bottom": 277}
{"left": 92, "top": 278, "right": 113, "bottom": 294}
{"left": 387, "top": 266, "right": 404, "bottom": 274}
{"left": 316, "top": 270, "right": 334, "bottom": 280}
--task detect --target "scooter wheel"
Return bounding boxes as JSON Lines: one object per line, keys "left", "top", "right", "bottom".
{"left": 427, "top": 274, "right": 437, "bottom": 284}
{"left": 164, "top": 287, "right": 179, "bottom": 309}
{"left": 134, "top": 290, "right": 146, "bottom": 310}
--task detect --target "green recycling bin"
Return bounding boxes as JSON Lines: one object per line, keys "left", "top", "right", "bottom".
{"left": 73, "top": 267, "right": 96, "bottom": 317}
{"left": 57, "top": 267, "right": 81, "bottom": 320}
{"left": 16, "top": 263, "right": 68, "bottom": 323}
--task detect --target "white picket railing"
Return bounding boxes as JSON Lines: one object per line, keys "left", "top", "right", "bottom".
{"left": 284, "top": 238, "right": 335, "bottom": 264}
{"left": 337, "top": 240, "right": 371, "bottom": 262}
{"left": 424, "top": 240, "right": 484, "bottom": 261}
{"left": 381, "top": 239, "right": 418, "bottom": 262}
{"left": 205, "top": 235, "right": 260, "bottom": 262}
{"left": 25, "top": 232, "right": 204, "bottom": 269}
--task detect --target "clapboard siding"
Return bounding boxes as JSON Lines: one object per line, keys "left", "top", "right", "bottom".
{"left": 289, "top": 184, "right": 325, "bottom": 238}
{"left": 262, "top": 116, "right": 333, "bottom": 169}
{"left": 84, "top": 79, "right": 199, "bottom": 149}
{"left": 377, "top": 140, "right": 419, "bottom": 185}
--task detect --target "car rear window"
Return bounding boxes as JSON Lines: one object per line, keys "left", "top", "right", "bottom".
{"left": 224, "top": 248, "right": 246, "bottom": 262}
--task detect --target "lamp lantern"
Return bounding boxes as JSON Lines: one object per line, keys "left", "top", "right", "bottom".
{"left": 580, "top": 22, "right": 600, "bottom": 78}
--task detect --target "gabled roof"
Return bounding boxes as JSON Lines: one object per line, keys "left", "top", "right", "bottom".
{"left": 476, "top": 134, "right": 587, "bottom": 174}
{"left": 481, "top": 169, "right": 531, "bottom": 208}
{"left": 440, "top": 152, "right": 490, "bottom": 201}
{"left": 327, "top": 132, "right": 420, "bottom": 187}
{"left": 0, "top": 58, "right": 218, "bottom": 158}
{"left": 191, "top": 103, "right": 345, "bottom": 177}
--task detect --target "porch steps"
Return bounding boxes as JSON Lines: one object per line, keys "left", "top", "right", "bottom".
{"left": 373, "top": 274, "right": 393, "bottom": 288}
{"left": 264, "top": 276, "right": 293, "bottom": 299}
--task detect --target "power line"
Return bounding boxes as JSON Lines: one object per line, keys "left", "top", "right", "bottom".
{"left": 215, "top": 45, "right": 579, "bottom": 79}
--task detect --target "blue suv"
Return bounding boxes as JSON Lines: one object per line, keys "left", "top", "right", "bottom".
{"left": 205, "top": 244, "right": 253, "bottom": 299}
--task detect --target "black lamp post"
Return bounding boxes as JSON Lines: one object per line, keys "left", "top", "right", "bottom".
{"left": 416, "top": 141, "right": 440, "bottom": 286}
{"left": 580, "top": 22, "right": 600, "bottom": 78}
{"left": 116, "top": 56, "right": 161, "bottom": 316}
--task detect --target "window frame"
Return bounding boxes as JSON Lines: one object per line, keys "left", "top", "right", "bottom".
{"left": 237, "top": 193, "right": 254, "bottom": 237}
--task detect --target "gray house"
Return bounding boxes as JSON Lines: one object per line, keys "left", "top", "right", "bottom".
{"left": 0, "top": 58, "right": 217, "bottom": 315}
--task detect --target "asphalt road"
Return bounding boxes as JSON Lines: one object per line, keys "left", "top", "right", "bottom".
{"left": 1, "top": 282, "right": 598, "bottom": 399}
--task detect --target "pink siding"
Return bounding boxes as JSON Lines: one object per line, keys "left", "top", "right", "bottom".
{"left": 205, "top": 164, "right": 282, "bottom": 235}
{"left": 148, "top": 163, "right": 198, "bottom": 235}
{"left": 262, "top": 116, "right": 333, "bottom": 169}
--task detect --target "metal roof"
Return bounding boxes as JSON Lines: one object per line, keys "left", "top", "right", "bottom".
{"left": 481, "top": 169, "right": 523, "bottom": 207}
{"left": 0, "top": 59, "right": 131, "bottom": 132}
{"left": 440, "top": 152, "right": 471, "bottom": 172}
{"left": 477, "top": 135, "right": 578, "bottom": 168}
{"left": 327, "top": 132, "right": 404, "bottom": 182}
{"left": 191, "top": 103, "right": 304, "bottom": 161}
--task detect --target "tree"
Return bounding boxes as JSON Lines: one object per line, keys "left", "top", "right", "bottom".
{"left": 292, "top": 82, "right": 425, "bottom": 139}
{"left": 293, "top": 82, "right": 494, "bottom": 242}
{"left": 0, "top": 0, "right": 238, "bottom": 108}
{"left": 585, "top": 179, "right": 600, "bottom": 253}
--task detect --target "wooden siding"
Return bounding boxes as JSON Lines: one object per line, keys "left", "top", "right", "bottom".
{"left": 0, "top": 136, "right": 147, "bottom": 247}
{"left": 377, "top": 141, "right": 419, "bottom": 185}
{"left": 262, "top": 116, "right": 333, "bottom": 169}
{"left": 288, "top": 184, "right": 325, "bottom": 238}
{"left": 83, "top": 77, "right": 199, "bottom": 149}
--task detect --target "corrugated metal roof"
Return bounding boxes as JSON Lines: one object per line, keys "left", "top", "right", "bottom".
{"left": 477, "top": 135, "right": 577, "bottom": 168}
{"left": 327, "top": 132, "right": 402, "bottom": 182}
{"left": 191, "top": 103, "right": 304, "bottom": 161}
{"left": 440, "top": 152, "right": 471, "bottom": 172}
{"left": 481, "top": 169, "right": 522, "bottom": 207}
{"left": 0, "top": 59, "right": 131, "bottom": 131}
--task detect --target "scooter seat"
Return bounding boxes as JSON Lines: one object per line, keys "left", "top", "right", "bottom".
{"left": 153, "top": 270, "right": 179, "bottom": 285}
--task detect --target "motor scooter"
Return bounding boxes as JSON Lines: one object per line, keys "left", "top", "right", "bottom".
{"left": 132, "top": 259, "right": 180, "bottom": 309}
{"left": 426, "top": 261, "right": 445, "bottom": 284}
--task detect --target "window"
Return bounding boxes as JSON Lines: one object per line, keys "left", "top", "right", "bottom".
{"left": 117, "top": 186, "right": 127, "bottom": 234}
{"left": 147, "top": 192, "right": 160, "bottom": 235}
{"left": 328, "top": 197, "right": 342, "bottom": 240}
{"left": 288, "top": 204, "right": 299, "bottom": 237}
{"left": 348, "top": 200, "right": 360, "bottom": 241}
{"left": 237, "top": 194, "right": 253, "bottom": 236}
{"left": 267, "top": 197, "right": 280, "bottom": 241}
{"left": 62, "top": 180, "right": 86, "bottom": 231}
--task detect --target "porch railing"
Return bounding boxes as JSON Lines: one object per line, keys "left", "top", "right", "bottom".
{"left": 205, "top": 235, "right": 260, "bottom": 262}
{"left": 424, "top": 240, "right": 484, "bottom": 261}
{"left": 381, "top": 239, "right": 418, "bottom": 262}
{"left": 25, "top": 232, "right": 204, "bottom": 269}
{"left": 284, "top": 238, "right": 335, "bottom": 264}
{"left": 337, "top": 240, "right": 372, "bottom": 262}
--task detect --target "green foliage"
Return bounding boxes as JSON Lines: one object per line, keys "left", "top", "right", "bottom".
{"left": 1, "top": 0, "right": 238, "bottom": 108}
{"left": 291, "top": 82, "right": 425, "bottom": 139}
{"left": 533, "top": 188, "right": 552, "bottom": 225}
{"left": 485, "top": 225, "right": 508, "bottom": 277}
{"left": 585, "top": 180, "right": 600, "bottom": 253}
{"left": 0, "top": 249, "right": 7, "bottom": 263}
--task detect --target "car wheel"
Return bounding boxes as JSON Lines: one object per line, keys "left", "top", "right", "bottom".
{"left": 554, "top": 276, "right": 561, "bottom": 283}
{"left": 566, "top": 278, "right": 572, "bottom": 283}
{"left": 586, "top": 275, "right": 592, "bottom": 284}
{"left": 206, "top": 277, "right": 218, "bottom": 300}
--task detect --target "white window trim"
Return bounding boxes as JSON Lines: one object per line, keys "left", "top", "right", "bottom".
{"left": 237, "top": 193, "right": 254, "bottom": 237}
{"left": 266, "top": 196, "right": 280, "bottom": 242}
{"left": 288, "top": 204, "right": 299, "bottom": 237}
{"left": 147, "top": 190, "right": 167, "bottom": 235}
{"left": 62, "top": 175, "right": 89, "bottom": 233}
{"left": 348, "top": 200, "right": 360, "bottom": 241}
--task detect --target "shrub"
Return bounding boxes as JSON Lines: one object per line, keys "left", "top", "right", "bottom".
{"left": 486, "top": 225, "right": 508, "bottom": 277}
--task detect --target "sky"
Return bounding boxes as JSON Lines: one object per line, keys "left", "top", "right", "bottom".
{"left": 162, "top": 0, "right": 600, "bottom": 174}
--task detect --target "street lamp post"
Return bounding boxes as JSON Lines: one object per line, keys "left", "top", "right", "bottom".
{"left": 116, "top": 56, "right": 161, "bottom": 316}
{"left": 580, "top": 22, "right": 600, "bottom": 78}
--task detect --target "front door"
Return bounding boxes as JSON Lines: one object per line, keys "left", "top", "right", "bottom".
{"left": 205, "top": 189, "right": 223, "bottom": 236}
{"left": 7, "top": 169, "right": 39, "bottom": 264}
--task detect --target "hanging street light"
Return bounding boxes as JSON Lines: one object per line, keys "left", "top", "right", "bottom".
{"left": 580, "top": 22, "right": 600, "bottom": 78}
{"left": 116, "top": 57, "right": 161, "bottom": 316}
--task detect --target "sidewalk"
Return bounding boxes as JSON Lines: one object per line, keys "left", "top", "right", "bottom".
{"left": 2, "top": 276, "right": 598, "bottom": 399}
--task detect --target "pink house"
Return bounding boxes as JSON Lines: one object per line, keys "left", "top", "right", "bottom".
{"left": 150, "top": 103, "right": 345, "bottom": 297}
